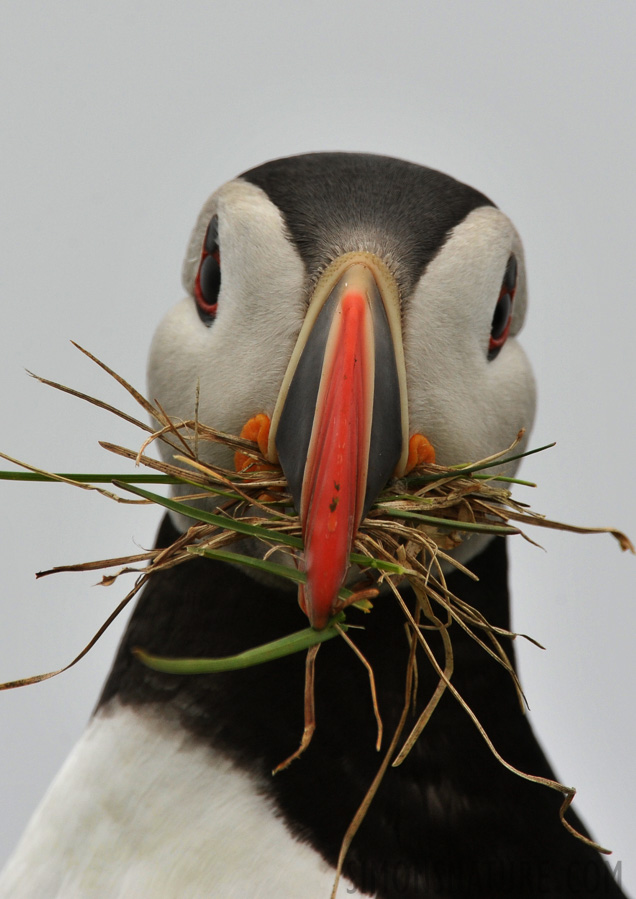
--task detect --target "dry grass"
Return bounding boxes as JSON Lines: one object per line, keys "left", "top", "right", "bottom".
{"left": 1, "top": 344, "right": 632, "bottom": 890}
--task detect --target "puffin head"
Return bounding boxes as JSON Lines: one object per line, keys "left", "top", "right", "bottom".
{"left": 148, "top": 153, "right": 536, "bottom": 628}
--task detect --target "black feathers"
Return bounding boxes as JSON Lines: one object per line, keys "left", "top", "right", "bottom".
{"left": 241, "top": 153, "right": 493, "bottom": 294}
{"left": 99, "top": 517, "right": 623, "bottom": 898}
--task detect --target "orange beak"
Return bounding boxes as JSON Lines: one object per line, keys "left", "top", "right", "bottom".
{"left": 268, "top": 253, "right": 409, "bottom": 629}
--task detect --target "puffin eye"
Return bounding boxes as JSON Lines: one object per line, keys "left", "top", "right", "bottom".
{"left": 488, "top": 254, "right": 517, "bottom": 361}
{"left": 194, "top": 216, "right": 221, "bottom": 324}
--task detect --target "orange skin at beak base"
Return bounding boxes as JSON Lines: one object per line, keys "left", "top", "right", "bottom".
{"left": 234, "top": 257, "right": 436, "bottom": 630}
{"left": 234, "top": 420, "right": 436, "bottom": 629}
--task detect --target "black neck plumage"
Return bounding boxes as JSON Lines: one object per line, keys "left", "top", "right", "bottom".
{"left": 98, "top": 515, "right": 624, "bottom": 899}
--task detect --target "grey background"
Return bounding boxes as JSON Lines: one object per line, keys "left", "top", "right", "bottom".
{"left": 1, "top": 2, "right": 634, "bottom": 892}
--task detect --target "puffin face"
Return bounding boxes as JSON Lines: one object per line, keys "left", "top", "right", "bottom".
{"left": 148, "top": 153, "right": 536, "bottom": 626}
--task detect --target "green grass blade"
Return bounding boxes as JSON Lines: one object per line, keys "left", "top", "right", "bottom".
{"left": 469, "top": 474, "right": 537, "bottom": 487}
{"left": 115, "top": 481, "right": 303, "bottom": 548}
{"left": 404, "top": 443, "right": 555, "bottom": 486}
{"left": 349, "top": 552, "right": 408, "bottom": 575}
{"left": 375, "top": 506, "right": 517, "bottom": 534}
{"left": 188, "top": 547, "right": 358, "bottom": 604}
{"left": 133, "top": 616, "right": 346, "bottom": 674}
{"left": 453, "top": 442, "right": 556, "bottom": 474}
{"left": 119, "top": 484, "right": 408, "bottom": 575}
{"left": 0, "top": 471, "right": 182, "bottom": 484}
{"left": 188, "top": 545, "right": 306, "bottom": 585}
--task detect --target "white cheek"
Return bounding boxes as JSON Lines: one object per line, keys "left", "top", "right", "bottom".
{"left": 402, "top": 207, "right": 536, "bottom": 471}
{"left": 405, "top": 321, "right": 536, "bottom": 466}
{"left": 470, "top": 340, "right": 537, "bottom": 468}
{"left": 148, "top": 298, "right": 306, "bottom": 476}
{"left": 147, "top": 298, "right": 209, "bottom": 423}
{"left": 148, "top": 180, "right": 309, "bottom": 477}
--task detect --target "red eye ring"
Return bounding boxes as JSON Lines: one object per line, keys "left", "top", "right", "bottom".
{"left": 194, "top": 216, "right": 221, "bottom": 323}
{"left": 488, "top": 255, "right": 517, "bottom": 361}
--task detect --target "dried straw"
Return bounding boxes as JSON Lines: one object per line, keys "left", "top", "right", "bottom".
{"left": 1, "top": 345, "right": 632, "bottom": 889}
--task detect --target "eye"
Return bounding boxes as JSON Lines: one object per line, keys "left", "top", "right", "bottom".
{"left": 194, "top": 216, "right": 221, "bottom": 324}
{"left": 488, "top": 254, "right": 517, "bottom": 361}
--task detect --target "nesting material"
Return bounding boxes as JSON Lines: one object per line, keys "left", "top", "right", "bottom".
{"left": 0, "top": 345, "right": 632, "bottom": 877}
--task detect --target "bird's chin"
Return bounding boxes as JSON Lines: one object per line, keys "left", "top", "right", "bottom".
{"left": 166, "top": 496, "right": 496, "bottom": 613}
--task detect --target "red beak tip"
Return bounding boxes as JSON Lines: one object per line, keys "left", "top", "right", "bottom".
{"left": 298, "top": 583, "right": 336, "bottom": 631}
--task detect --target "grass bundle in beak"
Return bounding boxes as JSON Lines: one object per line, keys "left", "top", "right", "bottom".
{"left": 0, "top": 345, "right": 632, "bottom": 890}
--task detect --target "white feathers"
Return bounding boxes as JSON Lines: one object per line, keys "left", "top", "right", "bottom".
{"left": 149, "top": 181, "right": 307, "bottom": 473}
{"left": 0, "top": 702, "right": 366, "bottom": 899}
{"left": 150, "top": 184, "right": 536, "bottom": 539}
{"left": 403, "top": 206, "right": 536, "bottom": 472}
{"left": 2, "top": 168, "right": 539, "bottom": 896}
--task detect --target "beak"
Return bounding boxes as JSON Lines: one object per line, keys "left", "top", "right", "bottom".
{"left": 267, "top": 253, "right": 409, "bottom": 629}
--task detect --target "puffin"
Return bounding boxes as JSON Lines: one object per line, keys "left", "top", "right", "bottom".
{"left": 0, "top": 153, "right": 626, "bottom": 898}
